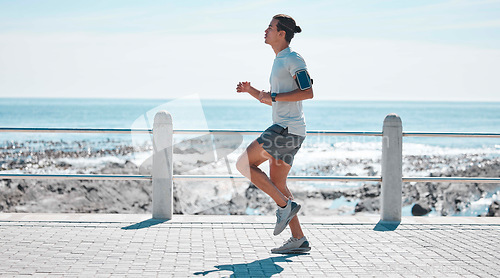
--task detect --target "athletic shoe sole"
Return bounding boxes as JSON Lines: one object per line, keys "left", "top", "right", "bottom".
{"left": 273, "top": 203, "right": 301, "bottom": 236}
{"left": 271, "top": 246, "right": 311, "bottom": 254}
{"left": 271, "top": 242, "right": 311, "bottom": 254}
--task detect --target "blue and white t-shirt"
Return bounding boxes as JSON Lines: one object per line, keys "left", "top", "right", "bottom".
{"left": 270, "top": 47, "right": 307, "bottom": 137}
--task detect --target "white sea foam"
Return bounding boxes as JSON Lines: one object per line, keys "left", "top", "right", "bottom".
{"left": 454, "top": 191, "right": 499, "bottom": 217}
{"left": 403, "top": 143, "right": 500, "bottom": 157}
{"left": 57, "top": 156, "right": 126, "bottom": 168}
{"left": 129, "top": 151, "right": 152, "bottom": 169}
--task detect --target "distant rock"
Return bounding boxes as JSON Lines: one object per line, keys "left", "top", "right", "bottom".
{"left": 195, "top": 194, "right": 247, "bottom": 215}
{"left": 355, "top": 198, "right": 379, "bottom": 213}
{"left": 56, "top": 161, "right": 72, "bottom": 168}
{"left": 487, "top": 201, "right": 500, "bottom": 217}
{"left": 411, "top": 203, "right": 431, "bottom": 216}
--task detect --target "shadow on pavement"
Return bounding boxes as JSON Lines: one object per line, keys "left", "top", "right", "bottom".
{"left": 121, "top": 218, "right": 169, "bottom": 230}
{"left": 193, "top": 254, "right": 303, "bottom": 277}
{"left": 373, "top": 220, "right": 400, "bottom": 231}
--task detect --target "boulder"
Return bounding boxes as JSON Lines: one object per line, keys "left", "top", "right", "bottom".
{"left": 354, "top": 198, "right": 379, "bottom": 213}
{"left": 411, "top": 203, "right": 432, "bottom": 216}
{"left": 487, "top": 201, "right": 500, "bottom": 217}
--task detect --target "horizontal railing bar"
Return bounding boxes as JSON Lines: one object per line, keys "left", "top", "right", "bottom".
{"left": 174, "top": 130, "right": 260, "bottom": 135}
{"left": 290, "top": 176, "right": 381, "bottom": 182}
{"left": 308, "top": 131, "right": 382, "bottom": 136}
{"left": 2, "top": 128, "right": 499, "bottom": 138}
{"left": 0, "top": 128, "right": 383, "bottom": 137}
{"left": 0, "top": 174, "right": 152, "bottom": 181}
{"left": 2, "top": 174, "right": 498, "bottom": 183}
{"left": 403, "top": 132, "right": 500, "bottom": 138}
{"left": 403, "top": 177, "right": 500, "bottom": 183}
{"left": 0, "top": 127, "right": 151, "bottom": 134}
{"left": 173, "top": 175, "right": 246, "bottom": 180}
{"left": 0, "top": 173, "right": 380, "bottom": 182}
{"left": 0, "top": 174, "right": 381, "bottom": 182}
{"left": 0, "top": 128, "right": 381, "bottom": 136}
{"left": 174, "top": 130, "right": 383, "bottom": 136}
{"left": 173, "top": 175, "right": 382, "bottom": 182}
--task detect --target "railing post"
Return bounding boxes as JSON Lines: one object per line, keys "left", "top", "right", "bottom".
{"left": 152, "top": 111, "right": 173, "bottom": 219}
{"left": 381, "top": 113, "right": 403, "bottom": 222}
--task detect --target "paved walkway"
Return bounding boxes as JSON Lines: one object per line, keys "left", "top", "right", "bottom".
{"left": 0, "top": 213, "right": 499, "bottom": 277}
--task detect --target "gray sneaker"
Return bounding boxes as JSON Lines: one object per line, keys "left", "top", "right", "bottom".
{"left": 271, "top": 236, "right": 311, "bottom": 254}
{"left": 273, "top": 199, "right": 301, "bottom": 236}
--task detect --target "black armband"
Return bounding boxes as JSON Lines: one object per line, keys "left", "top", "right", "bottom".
{"left": 295, "top": 69, "right": 312, "bottom": 90}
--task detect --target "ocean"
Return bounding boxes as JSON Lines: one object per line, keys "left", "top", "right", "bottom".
{"left": 1, "top": 97, "right": 499, "bottom": 148}
{"left": 1, "top": 97, "right": 499, "bottom": 216}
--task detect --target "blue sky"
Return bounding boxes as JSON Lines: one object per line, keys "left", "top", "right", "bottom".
{"left": 1, "top": 0, "right": 499, "bottom": 101}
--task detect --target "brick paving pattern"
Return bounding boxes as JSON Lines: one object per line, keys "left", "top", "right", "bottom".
{"left": 0, "top": 214, "right": 499, "bottom": 277}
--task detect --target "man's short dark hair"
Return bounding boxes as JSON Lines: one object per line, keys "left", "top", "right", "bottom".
{"left": 273, "top": 14, "right": 302, "bottom": 43}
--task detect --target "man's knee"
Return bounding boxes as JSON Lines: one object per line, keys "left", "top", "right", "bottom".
{"left": 236, "top": 155, "right": 249, "bottom": 174}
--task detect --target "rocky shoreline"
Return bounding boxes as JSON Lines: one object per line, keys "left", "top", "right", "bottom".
{"left": 1, "top": 140, "right": 499, "bottom": 217}
{"left": 198, "top": 160, "right": 500, "bottom": 217}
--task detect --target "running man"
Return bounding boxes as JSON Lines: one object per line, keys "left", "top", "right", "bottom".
{"left": 236, "top": 14, "right": 313, "bottom": 254}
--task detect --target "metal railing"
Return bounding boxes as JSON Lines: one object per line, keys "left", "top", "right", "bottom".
{"left": 1, "top": 112, "right": 500, "bottom": 221}
{"left": 0, "top": 173, "right": 382, "bottom": 182}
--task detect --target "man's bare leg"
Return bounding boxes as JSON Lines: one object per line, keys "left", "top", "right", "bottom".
{"left": 269, "top": 157, "right": 305, "bottom": 239}
{"left": 236, "top": 140, "right": 288, "bottom": 208}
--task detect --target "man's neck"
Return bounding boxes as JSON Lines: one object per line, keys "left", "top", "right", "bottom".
{"left": 272, "top": 42, "right": 290, "bottom": 55}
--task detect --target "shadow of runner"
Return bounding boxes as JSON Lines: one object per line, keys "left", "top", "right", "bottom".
{"left": 121, "top": 218, "right": 168, "bottom": 230}
{"left": 194, "top": 254, "right": 302, "bottom": 277}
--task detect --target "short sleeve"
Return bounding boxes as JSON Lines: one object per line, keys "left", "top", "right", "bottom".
{"left": 287, "top": 52, "right": 307, "bottom": 77}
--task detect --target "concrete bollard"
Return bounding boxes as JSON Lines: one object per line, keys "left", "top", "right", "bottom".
{"left": 381, "top": 113, "right": 403, "bottom": 222}
{"left": 152, "top": 111, "right": 173, "bottom": 220}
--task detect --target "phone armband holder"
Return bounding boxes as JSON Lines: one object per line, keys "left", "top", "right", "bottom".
{"left": 295, "top": 69, "right": 312, "bottom": 90}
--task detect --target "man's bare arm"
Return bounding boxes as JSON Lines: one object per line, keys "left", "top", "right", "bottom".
{"left": 236, "top": 81, "right": 272, "bottom": 106}
{"left": 273, "top": 87, "right": 313, "bottom": 102}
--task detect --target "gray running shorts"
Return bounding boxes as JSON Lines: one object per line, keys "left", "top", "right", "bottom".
{"left": 256, "top": 124, "right": 305, "bottom": 166}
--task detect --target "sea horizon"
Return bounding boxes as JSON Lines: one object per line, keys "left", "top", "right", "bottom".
{"left": 1, "top": 97, "right": 499, "bottom": 147}
{"left": 2, "top": 96, "right": 500, "bottom": 104}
